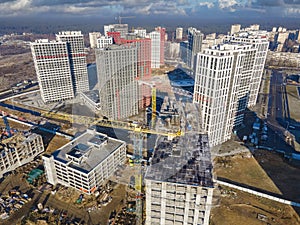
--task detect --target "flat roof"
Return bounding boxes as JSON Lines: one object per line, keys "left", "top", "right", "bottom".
{"left": 145, "top": 101, "right": 213, "bottom": 187}
{"left": 53, "top": 129, "right": 125, "bottom": 174}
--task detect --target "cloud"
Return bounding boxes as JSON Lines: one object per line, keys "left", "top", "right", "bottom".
{"left": 199, "top": 1, "right": 215, "bottom": 8}
{"left": 0, "top": 0, "right": 195, "bottom": 16}
{"left": 218, "top": 0, "right": 238, "bottom": 11}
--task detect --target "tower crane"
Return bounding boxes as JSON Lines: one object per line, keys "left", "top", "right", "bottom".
{"left": 115, "top": 15, "right": 135, "bottom": 24}
{"left": 137, "top": 80, "right": 156, "bottom": 128}
{"left": 96, "top": 118, "right": 183, "bottom": 225}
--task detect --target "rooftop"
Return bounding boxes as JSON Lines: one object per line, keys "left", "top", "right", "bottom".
{"left": 145, "top": 100, "right": 213, "bottom": 187}
{"left": 52, "top": 129, "right": 125, "bottom": 174}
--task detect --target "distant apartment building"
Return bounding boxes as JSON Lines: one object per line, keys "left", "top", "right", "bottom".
{"left": 42, "top": 129, "right": 126, "bottom": 195}
{"left": 165, "top": 41, "right": 180, "bottom": 60}
{"left": 104, "top": 24, "right": 128, "bottom": 38}
{"left": 180, "top": 41, "right": 188, "bottom": 63}
{"left": 31, "top": 39, "right": 75, "bottom": 102}
{"left": 187, "top": 27, "right": 203, "bottom": 70}
{"left": 95, "top": 45, "right": 138, "bottom": 119}
{"left": 145, "top": 101, "right": 213, "bottom": 225}
{"left": 96, "top": 36, "right": 113, "bottom": 49}
{"left": 149, "top": 31, "right": 161, "bottom": 68}
{"left": 193, "top": 43, "right": 258, "bottom": 147}
{"left": 230, "top": 24, "right": 241, "bottom": 35}
{"left": 176, "top": 27, "right": 183, "bottom": 40}
{"left": 0, "top": 133, "right": 44, "bottom": 178}
{"left": 89, "top": 32, "right": 101, "bottom": 48}
{"left": 227, "top": 31, "right": 269, "bottom": 106}
{"left": 155, "top": 27, "right": 166, "bottom": 65}
{"left": 134, "top": 28, "right": 147, "bottom": 38}
{"left": 56, "top": 31, "right": 89, "bottom": 94}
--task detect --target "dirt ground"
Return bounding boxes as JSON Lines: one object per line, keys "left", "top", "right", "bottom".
{"left": 45, "top": 135, "right": 70, "bottom": 153}
{"left": 213, "top": 149, "right": 300, "bottom": 224}
{"left": 0, "top": 52, "right": 36, "bottom": 91}
{"left": 210, "top": 185, "right": 300, "bottom": 225}
{"left": 215, "top": 150, "right": 300, "bottom": 202}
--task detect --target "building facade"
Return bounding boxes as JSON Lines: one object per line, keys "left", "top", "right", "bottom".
{"left": 155, "top": 27, "right": 166, "bottom": 66}
{"left": 31, "top": 39, "right": 75, "bottom": 103}
{"left": 42, "top": 129, "right": 126, "bottom": 195}
{"left": 193, "top": 44, "right": 257, "bottom": 147}
{"left": 96, "top": 36, "right": 113, "bottom": 49}
{"left": 104, "top": 24, "right": 128, "bottom": 38}
{"left": 187, "top": 27, "right": 203, "bottom": 70}
{"left": 230, "top": 24, "right": 241, "bottom": 35}
{"left": 227, "top": 31, "right": 269, "bottom": 106}
{"left": 95, "top": 45, "right": 139, "bottom": 119}
{"left": 56, "top": 31, "right": 89, "bottom": 94}
{"left": 176, "top": 27, "right": 183, "bottom": 40}
{"left": 149, "top": 31, "right": 161, "bottom": 69}
{"left": 0, "top": 133, "right": 44, "bottom": 178}
{"left": 89, "top": 32, "right": 101, "bottom": 48}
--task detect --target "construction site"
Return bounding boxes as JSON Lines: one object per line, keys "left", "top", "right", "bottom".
{"left": 0, "top": 63, "right": 216, "bottom": 225}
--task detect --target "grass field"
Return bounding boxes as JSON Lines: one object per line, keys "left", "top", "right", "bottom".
{"left": 212, "top": 150, "right": 300, "bottom": 225}
{"left": 286, "top": 85, "right": 300, "bottom": 122}
{"left": 214, "top": 153, "right": 281, "bottom": 195}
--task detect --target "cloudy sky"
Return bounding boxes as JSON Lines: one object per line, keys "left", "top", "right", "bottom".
{"left": 0, "top": 0, "right": 300, "bottom": 18}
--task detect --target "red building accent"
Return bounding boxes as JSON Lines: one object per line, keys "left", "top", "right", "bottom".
{"left": 155, "top": 27, "right": 166, "bottom": 65}
{"left": 121, "top": 38, "right": 152, "bottom": 109}
{"left": 107, "top": 32, "right": 122, "bottom": 45}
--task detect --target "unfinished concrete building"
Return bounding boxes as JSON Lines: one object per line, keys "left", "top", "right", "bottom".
{"left": 0, "top": 133, "right": 44, "bottom": 178}
{"left": 145, "top": 99, "right": 214, "bottom": 225}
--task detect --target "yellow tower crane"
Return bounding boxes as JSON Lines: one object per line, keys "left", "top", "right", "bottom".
{"left": 138, "top": 80, "right": 156, "bottom": 128}
{"left": 95, "top": 118, "right": 183, "bottom": 225}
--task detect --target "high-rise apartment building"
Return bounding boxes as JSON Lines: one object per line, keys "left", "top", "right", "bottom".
{"left": 187, "top": 27, "right": 203, "bottom": 70}
{"left": 180, "top": 41, "right": 188, "bottom": 63}
{"left": 96, "top": 36, "right": 113, "bottom": 49}
{"left": 95, "top": 45, "right": 138, "bottom": 119}
{"left": 227, "top": 31, "right": 269, "bottom": 106}
{"left": 193, "top": 43, "right": 257, "bottom": 147}
{"left": 56, "top": 31, "right": 89, "bottom": 94}
{"left": 31, "top": 39, "right": 75, "bottom": 103}
{"left": 89, "top": 32, "right": 101, "bottom": 48}
{"left": 104, "top": 24, "right": 128, "bottom": 38}
{"left": 155, "top": 27, "right": 166, "bottom": 65}
{"left": 134, "top": 28, "right": 147, "bottom": 38}
{"left": 149, "top": 31, "right": 161, "bottom": 68}
{"left": 176, "top": 27, "right": 183, "bottom": 40}
{"left": 230, "top": 24, "right": 241, "bottom": 35}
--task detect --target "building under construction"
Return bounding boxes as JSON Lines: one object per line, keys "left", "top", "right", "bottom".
{"left": 0, "top": 133, "right": 44, "bottom": 178}
{"left": 145, "top": 98, "right": 214, "bottom": 225}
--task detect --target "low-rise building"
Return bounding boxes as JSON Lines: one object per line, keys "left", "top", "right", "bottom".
{"left": 42, "top": 128, "right": 126, "bottom": 194}
{"left": 0, "top": 133, "right": 44, "bottom": 178}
